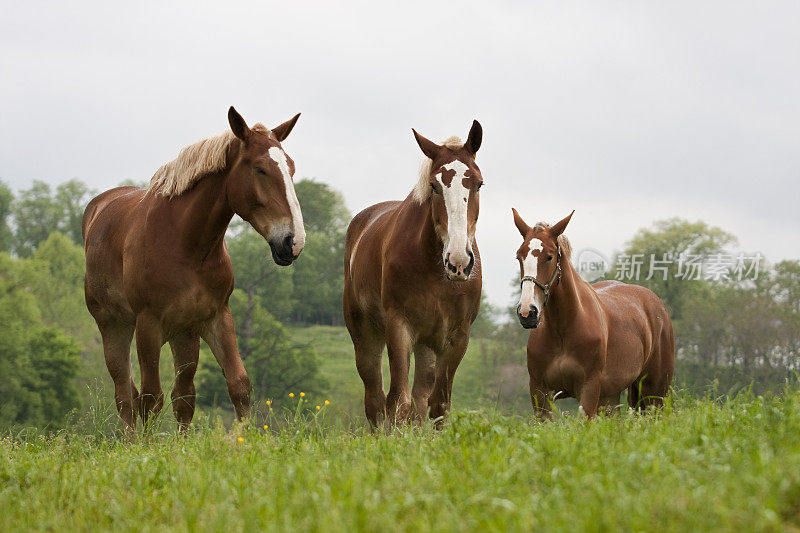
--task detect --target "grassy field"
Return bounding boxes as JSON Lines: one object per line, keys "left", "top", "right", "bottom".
{"left": 4, "top": 326, "right": 799, "bottom": 531}
{"left": 2, "top": 390, "right": 800, "bottom": 532}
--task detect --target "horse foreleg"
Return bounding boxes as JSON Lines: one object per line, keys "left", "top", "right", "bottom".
{"left": 135, "top": 313, "right": 165, "bottom": 425}
{"left": 350, "top": 321, "right": 387, "bottom": 428}
{"left": 201, "top": 307, "right": 251, "bottom": 420}
{"left": 578, "top": 376, "right": 601, "bottom": 419}
{"left": 385, "top": 313, "right": 413, "bottom": 426}
{"left": 429, "top": 335, "right": 468, "bottom": 427}
{"left": 529, "top": 380, "right": 553, "bottom": 421}
{"left": 169, "top": 332, "right": 200, "bottom": 431}
{"left": 411, "top": 345, "right": 436, "bottom": 424}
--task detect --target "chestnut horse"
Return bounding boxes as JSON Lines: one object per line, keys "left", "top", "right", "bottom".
{"left": 512, "top": 209, "right": 674, "bottom": 418}
{"left": 83, "top": 107, "right": 304, "bottom": 430}
{"left": 344, "top": 121, "right": 484, "bottom": 426}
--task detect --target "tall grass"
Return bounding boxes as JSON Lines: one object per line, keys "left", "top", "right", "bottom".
{"left": 2, "top": 387, "right": 800, "bottom": 532}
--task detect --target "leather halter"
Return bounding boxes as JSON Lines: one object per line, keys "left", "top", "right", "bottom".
{"left": 520, "top": 245, "right": 562, "bottom": 308}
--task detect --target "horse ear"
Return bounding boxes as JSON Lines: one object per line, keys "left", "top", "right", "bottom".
{"left": 512, "top": 208, "right": 531, "bottom": 237}
{"left": 465, "top": 120, "right": 482, "bottom": 156}
{"left": 550, "top": 210, "right": 575, "bottom": 238}
{"left": 228, "top": 106, "right": 250, "bottom": 141}
{"left": 272, "top": 113, "right": 301, "bottom": 142}
{"left": 412, "top": 129, "right": 440, "bottom": 160}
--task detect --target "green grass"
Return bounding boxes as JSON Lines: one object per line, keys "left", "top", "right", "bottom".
{"left": 2, "top": 391, "right": 800, "bottom": 532}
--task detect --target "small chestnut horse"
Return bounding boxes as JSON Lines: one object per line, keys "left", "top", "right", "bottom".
{"left": 83, "top": 107, "right": 305, "bottom": 430}
{"left": 344, "top": 121, "right": 484, "bottom": 426}
{"left": 512, "top": 209, "right": 674, "bottom": 418}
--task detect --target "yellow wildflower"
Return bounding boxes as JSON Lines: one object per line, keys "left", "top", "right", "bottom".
{"left": 237, "top": 437, "right": 244, "bottom": 443}
{"left": 324, "top": 400, "right": 330, "bottom": 406}
{"left": 289, "top": 393, "right": 294, "bottom": 398}
{"left": 300, "top": 392, "right": 306, "bottom": 397}
{"left": 316, "top": 405, "right": 321, "bottom": 410}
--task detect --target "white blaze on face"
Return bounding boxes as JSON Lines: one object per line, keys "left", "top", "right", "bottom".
{"left": 518, "top": 237, "right": 544, "bottom": 316}
{"left": 268, "top": 146, "right": 305, "bottom": 256}
{"left": 438, "top": 160, "right": 473, "bottom": 270}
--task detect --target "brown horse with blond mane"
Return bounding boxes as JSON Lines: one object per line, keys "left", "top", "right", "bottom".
{"left": 344, "top": 121, "right": 484, "bottom": 426}
{"left": 512, "top": 209, "right": 674, "bottom": 418}
{"left": 83, "top": 107, "right": 304, "bottom": 430}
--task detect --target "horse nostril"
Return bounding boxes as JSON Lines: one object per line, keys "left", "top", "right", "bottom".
{"left": 283, "top": 233, "right": 294, "bottom": 250}
{"left": 464, "top": 250, "right": 475, "bottom": 275}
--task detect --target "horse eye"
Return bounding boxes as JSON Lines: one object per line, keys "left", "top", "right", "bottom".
{"left": 546, "top": 255, "right": 553, "bottom": 261}
{"left": 255, "top": 167, "right": 267, "bottom": 176}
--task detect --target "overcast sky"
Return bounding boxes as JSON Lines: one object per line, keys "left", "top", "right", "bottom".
{"left": 1, "top": 1, "right": 798, "bottom": 307}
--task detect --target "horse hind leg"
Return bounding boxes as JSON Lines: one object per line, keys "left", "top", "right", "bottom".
{"left": 631, "top": 337, "right": 674, "bottom": 411}
{"left": 627, "top": 380, "right": 642, "bottom": 410}
{"left": 97, "top": 319, "right": 136, "bottom": 430}
{"left": 628, "top": 374, "right": 668, "bottom": 411}
{"left": 169, "top": 332, "right": 200, "bottom": 431}
{"left": 598, "top": 394, "right": 621, "bottom": 416}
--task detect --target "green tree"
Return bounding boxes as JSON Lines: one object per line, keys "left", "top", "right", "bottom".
{"left": 294, "top": 179, "right": 350, "bottom": 237}
{"left": 291, "top": 179, "right": 350, "bottom": 324}
{"left": 12, "top": 181, "right": 62, "bottom": 257}
{"left": 471, "top": 293, "right": 499, "bottom": 338}
{"left": 0, "top": 253, "right": 82, "bottom": 429}
{"left": 227, "top": 221, "right": 295, "bottom": 320}
{"left": 25, "top": 233, "right": 92, "bottom": 340}
{"left": 55, "top": 180, "right": 93, "bottom": 244}
{"left": 27, "top": 328, "right": 82, "bottom": 424}
{"left": 608, "top": 218, "right": 736, "bottom": 319}
{"left": 0, "top": 181, "right": 13, "bottom": 252}
{"left": 290, "top": 229, "right": 345, "bottom": 324}
{"left": 12, "top": 179, "right": 94, "bottom": 256}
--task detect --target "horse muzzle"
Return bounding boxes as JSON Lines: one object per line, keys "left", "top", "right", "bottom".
{"left": 444, "top": 249, "right": 475, "bottom": 282}
{"left": 517, "top": 304, "right": 540, "bottom": 329}
{"left": 269, "top": 234, "right": 301, "bottom": 266}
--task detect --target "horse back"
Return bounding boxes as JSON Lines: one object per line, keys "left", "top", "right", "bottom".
{"left": 594, "top": 280, "right": 674, "bottom": 368}
{"left": 82, "top": 186, "right": 144, "bottom": 244}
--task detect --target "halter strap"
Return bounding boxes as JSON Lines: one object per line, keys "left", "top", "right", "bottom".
{"left": 520, "top": 245, "right": 562, "bottom": 308}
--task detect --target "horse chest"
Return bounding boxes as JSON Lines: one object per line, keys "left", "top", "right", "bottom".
{"left": 395, "top": 283, "right": 477, "bottom": 337}
{"left": 542, "top": 352, "right": 585, "bottom": 395}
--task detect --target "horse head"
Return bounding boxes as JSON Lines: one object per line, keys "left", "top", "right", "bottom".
{"left": 412, "top": 120, "right": 483, "bottom": 281}
{"left": 225, "top": 106, "right": 305, "bottom": 266}
{"left": 512, "top": 209, "right": 574, "bottom": 328}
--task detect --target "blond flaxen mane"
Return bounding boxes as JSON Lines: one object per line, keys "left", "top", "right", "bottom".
{"left": 411, "top": 135, "right": 465, "bottom": 203}
{"left": 147, "top": 123, "right": 270, "bottom": 197}
{"left": 533, "top": 222, "right": 573, "bottom": 260}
